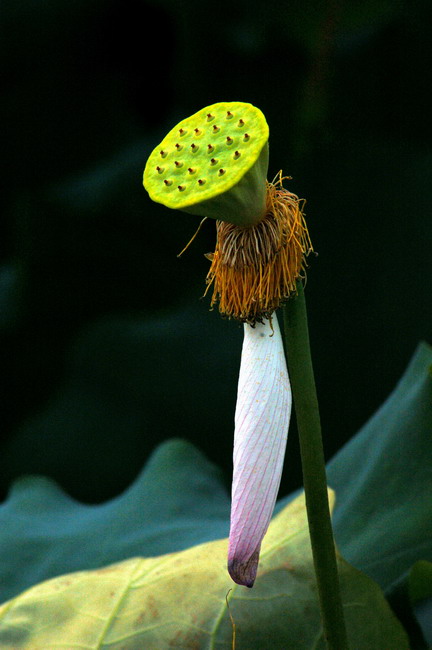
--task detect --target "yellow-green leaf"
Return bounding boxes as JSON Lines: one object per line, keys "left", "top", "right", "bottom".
{"left": 0, "top": 491, "right": 408, "bottom": 649}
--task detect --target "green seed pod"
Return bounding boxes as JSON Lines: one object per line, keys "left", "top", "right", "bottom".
{"left": 143, "top": 101, "right": 269, "bottom": 226}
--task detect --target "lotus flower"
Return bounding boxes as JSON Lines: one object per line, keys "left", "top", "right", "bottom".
{"left": 228, "top": 315, "right": 291, "bottom": 587}
{"left": 142, "top": 101, "right": 311, "bottom": 588}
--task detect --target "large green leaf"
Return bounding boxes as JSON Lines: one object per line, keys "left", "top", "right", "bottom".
{"left": 1, "top": 342, "right": 431, "bottom": 610}
{"left": 0, "top": 439, "right": 229, "bottom": 603}
{"left": 327, "top": 341, "right": 432, "bottom": 590}
{"left": 0, "top": 490, "right": 408, "bottom": 649}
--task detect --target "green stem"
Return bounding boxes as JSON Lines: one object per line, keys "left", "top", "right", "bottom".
{"left": 282, "top": 281, "right": 349, "bottom": 649}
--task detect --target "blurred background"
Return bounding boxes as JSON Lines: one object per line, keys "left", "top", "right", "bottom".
{"left": 1, "top": 0, "right": 431, "bottom": 503}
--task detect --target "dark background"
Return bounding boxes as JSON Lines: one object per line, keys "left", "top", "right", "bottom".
{"left": 1, "top": 0, "right": 431, "bottom": 503}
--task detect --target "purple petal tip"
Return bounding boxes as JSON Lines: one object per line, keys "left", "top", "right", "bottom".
{"left": 228, "top": 549, "right": 260, "bottom": 588}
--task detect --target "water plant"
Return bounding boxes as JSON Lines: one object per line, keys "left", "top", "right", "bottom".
{"left": 0, "top": 101, "right": 429, "bottom": 650}
{"left": 144, "top": 100, "right": 348, "bottom": 646}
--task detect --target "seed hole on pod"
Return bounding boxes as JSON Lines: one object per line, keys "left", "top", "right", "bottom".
{"left": 175, "top": 143, "right": 182, "bottom": 151}
{"left": 156, "top": 166, "right": 164, "bottom": 173}
{"left": 218, "top": 169, "right": 225, "bottom": 175}
{"left": 212, "top": 125, "right": 220, "bottom": 133}
{"left": 174, "top": 161, "right": 183, "bottom": 168}
{"left": 206, "top": 113, "right": 214, "bottom": 121}
{"left": 207, "top": 144, "right": 214, "bottom": 153}
{"left": 238, "top": 119, "right": 245, "bottom": 127}
{"left": 210, "top": 158, "right": 218, "bottom": 165}
{"left": 179, "top": 128, "right": 187, "bottom": 136}
{"left": 226, "top": 111, "right": 233, "bottom": 119}
{"left": 178, "top": 185, "right": 185, "bottom": 191}
{"left": 188, "top": 167, "right": 195, "bottom": 174}
{"left": 197, "top": 179, "right": 206, "bottom": 186}
{"left": 191, "top": 143, "right": 199, "bottom": 152}
{"left": 233, "top": 151, "right": 241, "bottom": 159}
{"left": 160, "top": 150, "right": 167, "bottom": 158}
{"left": 243, "top": 133, "right": 250, "bottom": 141}
{"left": 226, "top": 136, "right": 233, "bottom": 145}
{"left": 164, "top": 179, "right": 172, "bottom": 186}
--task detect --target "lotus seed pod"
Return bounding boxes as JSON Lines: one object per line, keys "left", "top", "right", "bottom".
{"left": 143, "top": 101, "right": 269, "bottom": 227}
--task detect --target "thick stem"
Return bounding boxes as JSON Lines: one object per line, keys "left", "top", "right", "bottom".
{"left": 282, "top": 282, "right": 349, "bottom": 649}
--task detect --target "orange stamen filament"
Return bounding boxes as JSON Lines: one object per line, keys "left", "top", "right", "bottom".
{"left": 204, "top": 172, "right": 313, "bottom": 324}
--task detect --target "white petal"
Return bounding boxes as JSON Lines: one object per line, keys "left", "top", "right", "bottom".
{"left": 228, "top": 316, "right": 291, "bottom": 587}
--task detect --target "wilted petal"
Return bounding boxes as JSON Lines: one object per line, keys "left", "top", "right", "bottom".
{"left": 228, "top": 316, "right": 291, "bottom": 587}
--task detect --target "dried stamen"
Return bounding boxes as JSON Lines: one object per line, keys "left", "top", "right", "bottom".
{"left": 204, "top": 172, "right": 313, "bottom": 324}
